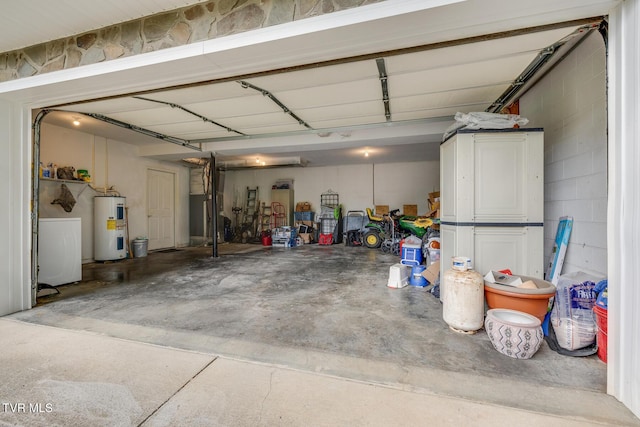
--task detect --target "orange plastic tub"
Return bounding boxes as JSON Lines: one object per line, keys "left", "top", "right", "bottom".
{"left": 484, "top": 275, "right": 556, "bottom": 323}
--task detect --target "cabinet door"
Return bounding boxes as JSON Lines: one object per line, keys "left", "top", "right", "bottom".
{"left": 441, "top": 225, "right": 544, "bottom": 279}
{"left": 473, "top": 132, "right": 543, "bottom": 222}
{"left": 473, "top": 226, "right": 543, "bottom": 278}
{"left": 440, "top": 225, "right": 474, "bottom": 273}
{"left": 440, "top": 134, "right": 474, "bottom": 222}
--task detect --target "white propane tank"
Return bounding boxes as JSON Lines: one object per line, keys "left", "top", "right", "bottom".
{"left": 442, "top": 256, "right": 484, "bottom": 333}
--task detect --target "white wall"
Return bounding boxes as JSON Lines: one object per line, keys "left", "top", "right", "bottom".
{"left": 222, "top": 161, "right": 440, "bottom": 220}
{"left": 608, "top": 0, "right": 640, "bottom": 417}
{"left": 39, "top": 123, "right": 190, "bottom": 262}
{"left": 520, "top": 32, "right": 607, "bottom": 278}
{"left": 0, "top": 101, "right": 31, "bottom": 315}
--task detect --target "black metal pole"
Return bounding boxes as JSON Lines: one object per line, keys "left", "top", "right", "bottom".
{"left": 210, "top": 154, "right": 219, "bottom": 258}
{"left": 32, "top": 109, "right": 51, "bottom": 305}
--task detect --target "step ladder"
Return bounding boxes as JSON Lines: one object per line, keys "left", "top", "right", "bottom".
{"left": 244, "top": 187, "right": 258, "bottom": 220}
{"left": 257, "top": 202, "right": 272, "bottom": 235}
{"left": 242, "top": 187, "right": 258, "bottom": 227}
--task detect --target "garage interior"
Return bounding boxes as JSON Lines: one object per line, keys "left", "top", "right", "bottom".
{"left": 2, "top": 0, "right": 639, "bottom": 425}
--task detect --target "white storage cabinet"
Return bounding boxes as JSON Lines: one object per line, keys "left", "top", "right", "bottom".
{"left": 440, "top": 129, "right": 544, "bottom": 278}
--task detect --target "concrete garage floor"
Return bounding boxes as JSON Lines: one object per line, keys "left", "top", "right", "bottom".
{"left": 3, "top": 244, "right": 639, "bottom": 426}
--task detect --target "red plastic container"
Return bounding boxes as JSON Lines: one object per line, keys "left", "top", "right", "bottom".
{"left": 261, "top": 235, "right": 272, "bottom": 246}
{"left": 593, "top": 305, "right": 608, "bottom": 363}
{"left": 318, "top": 234, "right": 333, "bottom": 245}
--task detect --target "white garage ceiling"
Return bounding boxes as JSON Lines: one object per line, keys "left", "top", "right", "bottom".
{"left": 44, "top": 23, "right": 592, "bottom": 168}
{"left": 4, "top": 1, "right": 608, "bottom": 168}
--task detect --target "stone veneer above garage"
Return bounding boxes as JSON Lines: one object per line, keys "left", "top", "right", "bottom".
{"left": 0, "top": 0, "right": 383, "bottom": 82}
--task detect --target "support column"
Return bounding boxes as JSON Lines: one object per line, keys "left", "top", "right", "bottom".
{"left": 607, "top": 0, "right": 640, "bottom": 418}
{"left": 210, "top": 154, "right": 218, "bottom": 258}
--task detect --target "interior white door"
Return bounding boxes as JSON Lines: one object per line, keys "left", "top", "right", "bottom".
{"left": 147, "top": 169, "right": 175, "bottom": 250}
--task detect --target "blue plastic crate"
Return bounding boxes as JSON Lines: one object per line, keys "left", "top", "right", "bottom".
{"left": 294, "top": 211, "right": 315, "bottom": 221}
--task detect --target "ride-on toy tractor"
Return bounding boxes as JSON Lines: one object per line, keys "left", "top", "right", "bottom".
{"left": 363, "top": 208, "right": 433, "bottom": 255}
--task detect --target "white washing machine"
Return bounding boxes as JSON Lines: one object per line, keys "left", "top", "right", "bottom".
{"left": 38, "top": 218, "right": 82, "bottom": 286}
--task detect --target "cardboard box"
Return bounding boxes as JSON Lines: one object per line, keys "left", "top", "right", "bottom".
{"left": 421, "top": 260, "right": 440, "bottom": 284}
{"left": 375, "top": 205, "right": 389, "bottom": 215}
{"left": 296, "top": 202, "right": 312, "bottom": 212}
{"left": 403, "top": 204, "right": 418, "bottom": 216}
{"left": 299, "top": 232, "right": 313, "bottom": 243}
{"left": 428, "top": 191, "right": 440, "bottom": 207}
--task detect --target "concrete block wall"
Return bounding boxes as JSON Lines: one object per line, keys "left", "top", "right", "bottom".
{"left": 520, "top": 32, "right": 607, "bottom": 277}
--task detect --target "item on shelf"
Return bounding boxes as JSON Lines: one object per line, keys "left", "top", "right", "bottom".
{"left": 273, "top": 179, "right": 293, "bottom": 189}
{"left": 41, "top": 162, "right": 51, "bottom": 178}
{"left": 77, "top": 169, "right": 91, "bottom": 182}
{"left": 57, "top": 166, "right": 76, "bottom": 180}
{"left": 295, "top": 202, "right": 312, "bottom": 212}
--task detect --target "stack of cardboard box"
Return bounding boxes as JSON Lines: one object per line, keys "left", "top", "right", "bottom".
{"left": 295, "top": 202, "right": 315, "bottom": 243}
{"left": 426, "top": 191, "right": 440, "bottom": 218}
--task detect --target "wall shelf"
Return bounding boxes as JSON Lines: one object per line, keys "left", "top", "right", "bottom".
{"left": 40, "top": 178, "right": 89, "bottom": 185}
{"left": 40, "top": 178, "right": 91, "bottom": 197}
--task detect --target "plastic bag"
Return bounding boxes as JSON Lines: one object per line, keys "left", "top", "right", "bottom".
{"left": 594, "top": 279, "right": 608, "bottom": 309}
{"left": 56, "top": 166, "right": 76, "bottom": 180}
{"left": 404, "top": 235, "right": 422, "bottom": 246}
{"left": 442, "top": 112, "right": 530, "bottom": 141}
{"left": 51, "top": 183, "right": 76, "bottom": 212}
{"left": 550, "top": 272, "right": 601, "bottom": 351}
{"left": 454, "top": 111, "right": 529, "bottom": 129}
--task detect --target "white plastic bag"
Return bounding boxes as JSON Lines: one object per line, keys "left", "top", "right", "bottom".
{"left": 404, "top": 235, "right": 422, "bottom": 246}
{"left": 442, "top": 112, "right": 530, "bottom": 141}
{"left": 454, "top": 111, "right": 529, "bottom": 129}
{"left": 550, "top": 271, "right": 602, "bottom": 351}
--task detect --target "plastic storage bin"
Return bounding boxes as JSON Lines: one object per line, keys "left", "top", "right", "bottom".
{"left": 387, "top": 264, "right": 411, "bottom": 288}
{"left": 401, "top": 244, "right": 422, "bottom": 266}
{"left": 593, "top": 305, "right": 608, "bottom": 363}
{"left": 132, "top": 239, "right": 148, "bottom": 258}
{"left": 410, "top": 265, "right": 427, "bottom": 287}
{"left": 294, "top": 211, "right": 315, "bottom": 221}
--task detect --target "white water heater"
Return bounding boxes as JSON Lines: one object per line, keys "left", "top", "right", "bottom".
{"left": 94, "top": 196, "right": 127, "bottom": 261}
